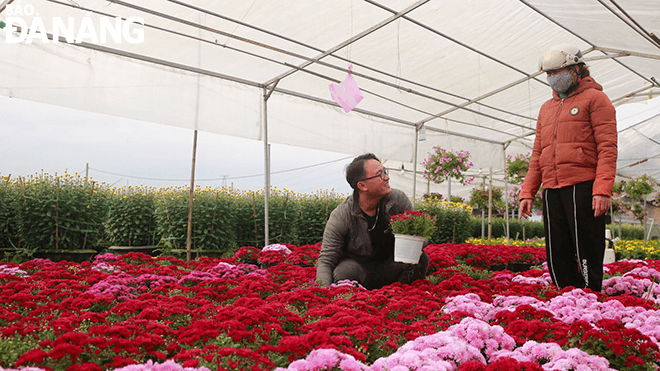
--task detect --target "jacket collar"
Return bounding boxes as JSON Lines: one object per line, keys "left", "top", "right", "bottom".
{"left": 350, "top": 190, "right": 390, "bottom": 217}
{"left": 552, "top": 76, "right": 603, "bottom": 100}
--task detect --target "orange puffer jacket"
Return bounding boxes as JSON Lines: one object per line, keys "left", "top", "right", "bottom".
{"left": 520, "top": 76, "right": 617, "bottom": 200}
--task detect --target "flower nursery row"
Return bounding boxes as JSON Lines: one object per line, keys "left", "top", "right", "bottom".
{"left": 1, "top": 172, "right": 648, "bottom": 260}
{"left": 1, "top": 241, "right": 660, "bottom": 371}
{"left": 0, "top": 172, "right": 491, "bottom": 260}
{"left": 469, "top": 237, "right": 660, "bottom": 261}
{"left": 0, "top": 172, "right": 346, "bottom": 255}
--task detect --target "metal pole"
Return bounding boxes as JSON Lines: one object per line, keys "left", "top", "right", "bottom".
{"left": 187, "top": 26, "right": 202, "bottom": 262}
{"left": 447, "top": 177, "right": 451, "bottom": 201}
{"left": 503, "top": 146, "right": 510, "bottom": 243}
{"left": 481, "top": 170, "right": 485, "bottom": 238}
{"left": 413, "top": 126, "right": 419, "bottom": 208}
{"left": 262, "top": 88, "right": 270, "bottom": 246}
{"left": 488, "top": 167, "right": 493, "bottom": 243}
{"left": 186, "top": 130, "right": 197, "bottom": 262}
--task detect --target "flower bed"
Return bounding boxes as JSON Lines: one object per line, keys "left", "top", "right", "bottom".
{"left": 1, "top": 243, "right": 660, "bottom": 371}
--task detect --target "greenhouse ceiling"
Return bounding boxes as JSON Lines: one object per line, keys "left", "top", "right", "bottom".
{"left": 1, "top": 0, "right": 659, "bottom": 182}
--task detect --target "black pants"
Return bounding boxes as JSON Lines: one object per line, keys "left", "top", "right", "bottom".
{"left": 543, "top": 181, "right": 606, "bottom": 292}
{"left": 332, "top": 251, "right": 430, "bottom": 290}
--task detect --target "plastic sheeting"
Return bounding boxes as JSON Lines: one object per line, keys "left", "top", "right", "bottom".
{"left": 1, "top": 0, "right": 659, "bottom": 191}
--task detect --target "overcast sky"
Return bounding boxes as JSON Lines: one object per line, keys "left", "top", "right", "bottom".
{"left": 0, "top": 96, "right": 355, "bottom": 195}
{"left": 1, "top": 95, "right": 659, "bottom": 195}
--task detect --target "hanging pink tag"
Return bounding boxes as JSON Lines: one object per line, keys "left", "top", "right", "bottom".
{"left": 329, "top": 64, "right": 363, "bottom": 113}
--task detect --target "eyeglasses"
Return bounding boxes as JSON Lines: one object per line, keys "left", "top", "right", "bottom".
{"left": 360, "top": 168, "right": 388, "bottom": 182}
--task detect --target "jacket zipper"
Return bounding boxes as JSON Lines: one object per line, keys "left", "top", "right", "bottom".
{"left": 552, "top": 99, "right": 564, "bottom": 186}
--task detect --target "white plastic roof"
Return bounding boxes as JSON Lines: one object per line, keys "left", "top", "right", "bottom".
{"left": 1, "top": 0, "right": 659, "bottom": 197}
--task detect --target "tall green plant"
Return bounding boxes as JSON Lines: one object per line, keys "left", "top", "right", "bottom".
{"left": 0, "top": 175, "right": 19, "bottom": 249}
{"left": 266, "top": 189, "right": 300, "bottom": 244}
{"left": 417, "top": 199, "right": 472, "bottom": 244}
{"left": 14, "top": 172, "right": 109, "bottom": 254}
{"left": 232, "top": 188, "right": 302, "bottom": 247}
{"left": 232, "top": 191, "right": 262, "bottom": 247}
{"left": 612, "top": 175, "right": 655, "bottom": 234}
{"left": 295, "top": 191, "right": 344, "bottom": 245}
{"left": 154, "top": 186, "right": 238, "bottom": 255}
{"left": 469, "top": 187, "right": 504, "bottom": 212}
{"left": 106, "top": 186, "right": 158, "bottom": 247}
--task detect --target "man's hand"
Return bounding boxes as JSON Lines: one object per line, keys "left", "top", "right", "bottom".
{"left": 593, "top": 195, "right": 610, "bottom": 218}
{"left": 519, "top": 199, "right": 533, "bottom": 219}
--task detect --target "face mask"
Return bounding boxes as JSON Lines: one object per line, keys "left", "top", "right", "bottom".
{"left": 547, "top": 71, "right": 575, "bottom": 94}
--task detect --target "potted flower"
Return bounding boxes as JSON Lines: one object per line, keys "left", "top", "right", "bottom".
{"left": 623, "top": 175, "right": 654, "bottom": 201}
{"left": 422, "top": 146, "right": 474, "bottom": 185}
{"left": 507, "top": 183, "right": 543, "bottom": 212}
{"left": 469, "top": 187, "right": 504, "bottom": 212}
{"left": 615, "top": 175, "right": 655, "bottom": 237}
{"left": 505, "top": 152, "right": 531, "bottom": 184}
{"left": 422, "top": 193, "right": 443, "bottom": 202}
{"left": 390, "top": 210, "right": 437, "bottom": 264}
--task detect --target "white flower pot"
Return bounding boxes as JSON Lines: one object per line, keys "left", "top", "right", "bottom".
{"left": 603, "top": 248, "right": 616, "bottom": 264}
{"left": 393, "top": 234, "right": 426, "bottom": 264}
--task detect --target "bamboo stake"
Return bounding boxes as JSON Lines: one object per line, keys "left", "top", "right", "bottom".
{"left": 488, "top": 168, "right": 493, "bottom": 243}
{"left": 18, "top": 176, "right": 25, "bottom": 249}
{"left": 55, "top": 177, "right": 60, "bottom": 250}
{"left": 82, "top": 182, "right": 95, "bottom": 250}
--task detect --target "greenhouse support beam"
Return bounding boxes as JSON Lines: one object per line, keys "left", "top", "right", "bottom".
{"left": 262, "top": 87, "right": 270, "bottom": 247}
{"left": 488, "top": 168, "right": 493, "bottom": 244}
{"left": 412, "top": 124, "right": 421, "bottom": 208}
{"left": 186, "top": 129, "right": 198, "bottom": 262}
{"left": 265, "top": 0, "right": 430, "bottom": 86}
{"left": 503, "top": 145, "right": 510, "bottom": 242}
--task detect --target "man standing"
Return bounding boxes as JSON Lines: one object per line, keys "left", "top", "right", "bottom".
{"left": 316, "top": 153, "right": 429, "bottom": 289}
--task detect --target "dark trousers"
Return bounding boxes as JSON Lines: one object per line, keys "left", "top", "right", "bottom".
{"left": 543, "top": 181, "right": 606, "bottom": 292}
{"left": 332, "top": 251, "right": 430, "bottom": 290}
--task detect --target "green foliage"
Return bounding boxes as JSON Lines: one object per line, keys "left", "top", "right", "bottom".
{"left": 469, "top": 187, "right": 504, "bottom": 212}
{"left": 0, "top": 172, "right": 350, "bottom": 257}
{"left": 612, "top": 175, "right": 656, "bottom": 229}
{"left": 508, "top": 183, "right": 543, "bottom": 213}
{"left": 566, "top": 320, "right": 659, "bottom": 371}
{"left": 154, "top": 186, "right": 238, "bottom": 254}
{"left": 232, "top": 189, "right": 301, "bottom": 248}
{"left": 417, "top": 199, "right": 472, "bottom": 244}
{"left": 505, "top": 152, "right": 531, "bottom": 184}
{"left": 446, "top": 264, "right": 493, "bottom": 280}
{"left": 0, "top": 176, "right": 20, "bottom": 249}
{"left": 629, "top": 202, "right": 648, "bottom": 226}
{"left": 106, "top": 187, "right": 158, "bottom": 246}
{"left": 427, "top": 264, "right": 493, "bottom": 284}
{"left": 422, "top": 146, "right": 474, "bottom": 185}
{"left": 232, "top": 192, "right": 262, "bottom": 248}
{"left": 449, "top": 196, "right": 465, "bottom": 204}
{"left": 610, "top": 222, "right": 645, "bottom": 240}
{"left": 266, "top": 191, "right": 300, "bottom": 245}
{"left": 467, "top": 216, "right": 645, "bottom": 242}
{"left": 294, "top": 191, "right": 343, "bottom": 245}
{"left": 0, "top": 332, "right": 44, "bottom": 368}
{"left": 469, "top": 217, "right": 546, "bottom": 240}
{"left": 623, "top": 175, "right": 654, "bottom": 201}
{"left": 13, "top": 173, "right": 109, "bottom": 255}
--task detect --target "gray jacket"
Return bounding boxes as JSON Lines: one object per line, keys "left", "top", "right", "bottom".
{"left": 316, "top": 189, "right": 413, "bottom": 286}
